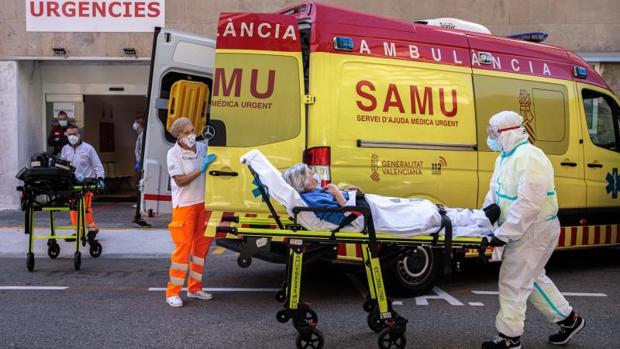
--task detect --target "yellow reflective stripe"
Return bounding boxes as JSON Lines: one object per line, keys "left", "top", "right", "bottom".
{"left": 189, "top": 270, "right": 203, "bottom": 281}
{"left": 170, "top": 262, "right": 188, "bottom": 271}
{"left": 191, "top": 255, "right": 205, "bottom": 266}
{"left": 205, "top": 211, "right": 223, "bottom": 238}
{"left": 169, "top": 276, "right": 185, "bottom": 286}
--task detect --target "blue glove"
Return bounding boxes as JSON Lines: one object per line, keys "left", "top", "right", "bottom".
{"left": 134, "top": 161, "right": 141, "bottom": 172}
{"left": 200, "top": 154, "right": 217, "bottom": 173}
{"left": 97, "top": 177, "right": 105, "bottom": 191}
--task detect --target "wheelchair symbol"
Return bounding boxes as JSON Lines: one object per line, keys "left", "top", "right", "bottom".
{"left": 202, "top": 125, "right": 216, "bottom": 141}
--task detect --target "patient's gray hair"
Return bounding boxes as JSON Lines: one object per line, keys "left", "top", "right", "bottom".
{"left": 282, "top": 163, "right": 310, "bottom": 193}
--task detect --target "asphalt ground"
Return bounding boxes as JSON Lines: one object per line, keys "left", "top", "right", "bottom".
{"left": 0, "top": 246, "right": 618, "bottom": 349}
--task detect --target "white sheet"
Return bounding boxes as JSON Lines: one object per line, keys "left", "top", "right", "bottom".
{"left": 240, "top": 150, "right": 492, "bottom": 238}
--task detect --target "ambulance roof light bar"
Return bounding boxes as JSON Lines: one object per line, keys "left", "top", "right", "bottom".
{"left": 415, "top": 18, "right": 492, "bottom": 34}
{"left": 507, "top": 32, "right": 549, "bottom": 43}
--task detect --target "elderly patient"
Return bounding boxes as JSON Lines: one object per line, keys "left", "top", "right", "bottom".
{"left": 282, "top": 163, "right": 499, "bottom": 237}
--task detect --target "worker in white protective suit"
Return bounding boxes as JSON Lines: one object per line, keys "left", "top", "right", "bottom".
{"left": 481, "top": 111, "right": 585, "bottom": 349}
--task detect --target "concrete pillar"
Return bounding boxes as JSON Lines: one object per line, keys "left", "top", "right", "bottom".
{"left": 0, "top": 61, "right": 43, "bottom": 210}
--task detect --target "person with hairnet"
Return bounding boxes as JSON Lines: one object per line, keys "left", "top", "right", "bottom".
{"left": 481, "top": 111, "right": 585, "bottom": 349}
{"left": 164, "top": 117, "right": 217, "bottom": 307}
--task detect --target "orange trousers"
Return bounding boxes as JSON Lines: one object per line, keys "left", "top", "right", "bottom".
{"left": 70, "top": 192, "right": 97, "bottom": 230}
{"left": 166, "top": 203, "right": 213, "bottom": 297}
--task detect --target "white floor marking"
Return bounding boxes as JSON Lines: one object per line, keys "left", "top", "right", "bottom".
{"left": 0, "top": 286, "right": 68, "bottom": 290}
{"left": 392, "top": 300, "right": 403, "bottom": 306}
{"left": 415, "top": 287, "right": 464, "bottom": 306}
{"left": 468, "top": 302, "right": 484, "bottom": 306}
{"left": 148, "top": 287, "right": 280, "bottom": 292}
{"left": 472, "top": 290, "right": 607, "bottom": 297}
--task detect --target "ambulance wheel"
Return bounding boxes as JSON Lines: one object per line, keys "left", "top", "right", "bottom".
{"left": 237, "top": 255, "right": 252, "bottom": 268}
{"left": 74, "top": 251, "right": 81, "bottom": 271}
{"left": 47, "top": 243, "right": 60, "bottom": 259}
{"left": 363, "top": 299, "right": 376, "bottom": 313}
{"left": 367, "top": 310, "right": 384, "bottom": 333}
{"left": 276, "top": 309, "right": 289, "bottom": 323}
{"left": 89, "top": 241, "right": 102, "bottom": 258}
{"left": 384, "top": 246, "right": 442, "bottom": 297}
{"left": 275, "top": 289, "right": 286, "bottom": 302}
{"left": 378, "top": 328, "right": 406, "bottom": 349}
{"left": 295, "top": 328, "right": 324, "bottom": 349}
{"left": 26, "top": 252, "right": 35, "bottom": 272}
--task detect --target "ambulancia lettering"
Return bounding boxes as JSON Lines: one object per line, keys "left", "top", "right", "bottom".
{"left": 220, "top": 19, "right": 297, "bottom": 41}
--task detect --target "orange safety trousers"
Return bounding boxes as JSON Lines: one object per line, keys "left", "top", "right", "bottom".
{"left": 70, "top": 192, "right": 97, "bottom": 229}
{"left": 166, "top": 203, "right": 213, "bottom": 298}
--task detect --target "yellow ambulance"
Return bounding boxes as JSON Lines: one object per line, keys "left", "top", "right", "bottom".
{"left": 142, "top": 2, "right": 620, "bottom": 295}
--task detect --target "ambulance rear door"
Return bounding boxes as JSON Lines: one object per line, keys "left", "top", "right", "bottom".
{"left": 142, "top": 28, "right": 215, "bottom": 215}
{"left": 205, "top": 13, "right": 306, "bottom": 213}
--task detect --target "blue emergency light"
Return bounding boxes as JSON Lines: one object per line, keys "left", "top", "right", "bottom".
{"left": 333, "top": 36, "right": 354, "bottom": 51}
{"left": 573, "top": 66, "right": 588, "bottom": 79}
{"left": 507, "top": 32, "right": 548, "bottom": 43}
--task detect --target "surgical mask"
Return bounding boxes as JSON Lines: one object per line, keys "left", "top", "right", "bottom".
{"left": 132, "top": 122, "right": 138, "bottom": 131}
{"left": 312, "top": 173, "right": 322, "bottom": 183}
{"left": 68, "top": 135, "right": 79, "bottom": 146}
{"left": 487, "top": 136, "right": 502, "bottom": 152}
{"left": 181, "top": 133, "right": 196, "bottom": 148}
{"left": 59, "top": 120, "right": 68, "bottom": 127}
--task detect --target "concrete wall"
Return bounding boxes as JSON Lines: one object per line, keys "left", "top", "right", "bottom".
{"left": 0, "top": 61, "right": 43, "bottom": 210}
{"left": 1, "top": 0, "right": 619, "bottom": 58}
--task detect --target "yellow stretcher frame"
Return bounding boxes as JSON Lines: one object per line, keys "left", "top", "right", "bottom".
{"left": 22, "top": 184, "right": 102, "bottom": 272}
{"left": 217, "top": 165, "right": 485, "bottom": 349}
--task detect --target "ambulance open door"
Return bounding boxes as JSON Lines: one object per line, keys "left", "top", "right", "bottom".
{"left": 205, "top": 13, "right": 307, "bottom": 213}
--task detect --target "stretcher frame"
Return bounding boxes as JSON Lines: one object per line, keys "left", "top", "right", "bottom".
{"left": 19, "top": 183, "right": 102, "bottom": 272}
{"left": 217, "top": 165, "right": 485, "bottom": 349}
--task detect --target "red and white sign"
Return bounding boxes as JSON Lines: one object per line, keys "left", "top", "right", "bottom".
{"left": 26, "top": 0, "right": 165, "bottom": 32}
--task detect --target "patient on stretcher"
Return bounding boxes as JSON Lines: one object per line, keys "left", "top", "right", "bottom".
{"left": 282, "top": 163, "right": 500, "bottom": 238}
{"left": 240, "top": 150, "right": 499, "bottom": 238}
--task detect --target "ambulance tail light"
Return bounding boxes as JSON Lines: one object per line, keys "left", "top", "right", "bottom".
{"left": 304, "top": 146, "right": 331, "bottom": 186}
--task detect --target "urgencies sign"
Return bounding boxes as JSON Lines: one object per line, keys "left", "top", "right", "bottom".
{"left": 26, "top": 0, "right": 165, "bottom": 32}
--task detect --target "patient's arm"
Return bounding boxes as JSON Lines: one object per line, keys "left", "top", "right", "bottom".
{"left": 325, "top": 184, "right": 347, "bottom": 207}
{"left": 337, "top": 182, "right": 363, "bottom": 193}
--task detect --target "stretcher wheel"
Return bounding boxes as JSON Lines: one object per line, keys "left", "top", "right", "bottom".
{"left": 378, "top": 328, "right": 406, "bottom": 349}
{"left": 26, "top": 252, "right": 35, "bottom": 272}
{"left": 237, "top": 255, "right": 252, "bottom": 268}
{"left": 74, "top": 251, "right": 81, "bottom": 271}
{"left": 367, "top": 311, "right": 384, "bottom": 333}
{"left": 363, "top": 299, "right": 375, "bottom": 313}
{"left": 89, "top": 241, "right": 102, "bottom": 258}
{"left": 47, "top": 243, "right": 60, "bottom": 259}
{"left": 305, "top": 308, "right": 318, "bottom": 325}
{"left": 275, "top": 289, "right": 286, "bottom": 303}
{"left": 276, "top": 309, "right": 289, "bottom": 323}
{"left": 295, "top": 328, "right": 324, "bottom": 349}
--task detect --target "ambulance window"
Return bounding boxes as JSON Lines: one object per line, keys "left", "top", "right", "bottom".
{"left": 582, "top": 89, "right": 619, "bottom": 151}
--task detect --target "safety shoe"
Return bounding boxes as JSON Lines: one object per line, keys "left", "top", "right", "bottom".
{"left": 549, "top": 311, "right": 585, "bottom": 345}
{"left": 482, "top": 333, "right": 522, "bottom": 349}
{"left": 133, "top": 217, "right": 152, "bottom": 228}
{"left": 187, "top": 290, "right": 213, "bottom": 300}
{"left": 166, "top": 296, "right": 183, "bottom": 307}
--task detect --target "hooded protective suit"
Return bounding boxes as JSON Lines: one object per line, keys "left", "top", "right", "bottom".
{"left": 483, "top": 111, "right": 572, "bottom": 337}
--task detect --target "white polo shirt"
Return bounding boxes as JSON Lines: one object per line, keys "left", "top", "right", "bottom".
{"left": 60, "top": 141, "right": 105, "bottom": 181}
{"left": 167, "top": 142, "right": 207, "bottom": 208}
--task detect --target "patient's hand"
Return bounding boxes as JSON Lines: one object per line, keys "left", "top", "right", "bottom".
{"left": 326, "top": 184, "right": 347, "bottom": 206}
{"left": 345, "top": 185, "right": 363, "bottom": 193}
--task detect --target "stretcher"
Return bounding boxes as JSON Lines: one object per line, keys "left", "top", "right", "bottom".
{"left": 16, "top": 153, "right": 103, "bottom": 272}
{"left": 215, "top": 151, "right": 486, "bottom": 349}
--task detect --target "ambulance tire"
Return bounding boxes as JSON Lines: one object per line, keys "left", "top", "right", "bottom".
{"left": 295, "top": 328, "right": 324, "bottom": 349}
{"left": 383, "top": 246, "right": 442, "bottom": 297}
